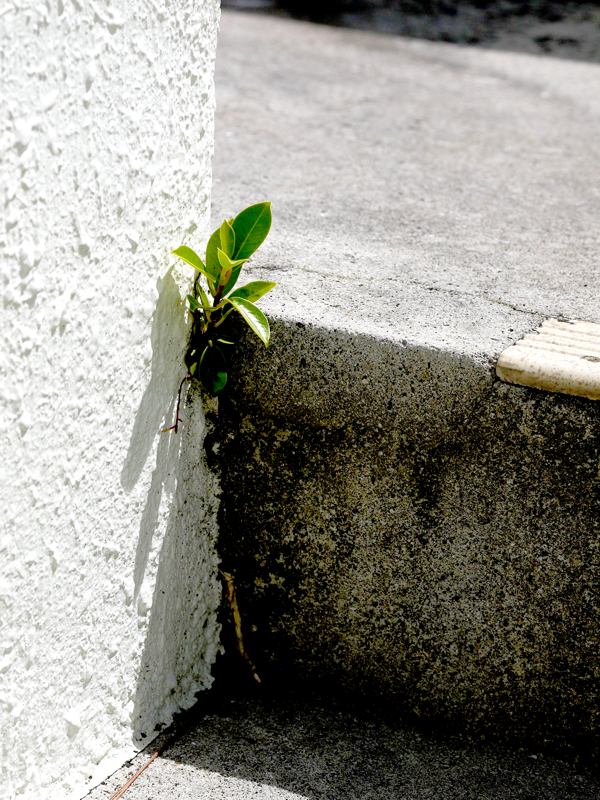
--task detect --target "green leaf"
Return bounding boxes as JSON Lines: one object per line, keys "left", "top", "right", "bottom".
{"left": 221, "top": 264, "right": 244, "bottom": 296}
{"left": 217, "top": 248, "right": 247, "bottom": 271}
{"left": 232, "top": 202, "right": 272, "bottom": 261}
{"left": 205, "top": 228, "right": 222, "bottom": 295}
{"left": 219, "top": 220, "right": 235, "bottom": 258}
{"left": 173, "top": 246, "right": 212, "bottom": 281}
{"left": 219, "top": 267, "right": 233, "bottom": 292}
{"left": 197, "top": 284, "right": 210, "bottom": 311}
{"left": 228, "top": 281, "right": 277, "bottom": 303}
{"left": 199, "top": 344, "right": 227, "bottom": 396}
{"left": 227, "top": 297, "right": 270, "bottom": 346}
{"left": 217, "top": 249, "right": 248, "bottom": 295}
{"left": 187, "top": 294, "right": 201, "bottom": 311}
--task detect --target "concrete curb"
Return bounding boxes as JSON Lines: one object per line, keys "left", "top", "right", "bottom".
{"left": 206, "top": 11, "right": 600, "bottom": 761}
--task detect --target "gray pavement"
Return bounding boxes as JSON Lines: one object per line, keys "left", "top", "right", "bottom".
{"left": 86, "top": 689, "right": 600, "bottom": 799}
{"left": 212, "top": 10, "right": 600, "bottom": 360}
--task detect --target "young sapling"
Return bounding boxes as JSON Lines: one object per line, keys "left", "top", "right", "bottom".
{"left": 165, "top": 201, "right": 275, "bottom": 433}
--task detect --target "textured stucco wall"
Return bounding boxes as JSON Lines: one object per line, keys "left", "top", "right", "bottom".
{"left": 0, "top": 2, "right": 221, "bottom": 798}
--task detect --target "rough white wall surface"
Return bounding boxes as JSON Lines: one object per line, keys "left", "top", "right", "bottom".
{"left": 0, "top": 1, "right": 221, "bottom": 798}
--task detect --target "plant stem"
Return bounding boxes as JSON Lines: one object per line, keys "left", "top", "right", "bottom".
{"left": 214, "top": 307, "right": 235, "bottom": 328}
{"left": 220, "top": 570, "right": 261, "bottom": 684}
{"left": 162, "top": 373, "right": 190, "bottom": 435}
{"left": 108, "top": 742, "right": 167, "bottom": 800}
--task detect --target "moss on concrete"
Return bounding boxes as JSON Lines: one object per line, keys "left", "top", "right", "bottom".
{"left": 213, "top": 323, "right": 600, "bottom": 764}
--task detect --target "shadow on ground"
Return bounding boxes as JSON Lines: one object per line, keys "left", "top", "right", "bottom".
{"left": 118, "top": 270, "right": 221, "bottom": 745}
{"left": 88, "top": 662, "right": 600, "bottom": 800}
{"left": 222, "top": 0, "right": 600, "bottom": 64}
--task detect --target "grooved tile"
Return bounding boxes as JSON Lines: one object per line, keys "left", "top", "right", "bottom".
{"left": 496, "top": 319, "right": 600, "bottom": 399}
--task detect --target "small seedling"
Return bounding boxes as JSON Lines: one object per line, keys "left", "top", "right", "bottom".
{"left": 165, "top": 202, "right": 275, "bottom": 433}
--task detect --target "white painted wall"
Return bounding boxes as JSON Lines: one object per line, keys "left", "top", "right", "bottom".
{"left": 0, "top": 1, "right": 221, "bottom": 797}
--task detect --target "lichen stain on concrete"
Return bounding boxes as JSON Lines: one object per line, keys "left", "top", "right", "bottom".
{"left": 216, "top": 323, "right": 600, "bottom": 764}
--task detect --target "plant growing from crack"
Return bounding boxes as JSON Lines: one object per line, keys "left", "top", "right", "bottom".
{"left": 165, "top": 201, "right": 275, "bottom": 433}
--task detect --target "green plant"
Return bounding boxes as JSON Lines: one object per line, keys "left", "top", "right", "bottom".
{"left": 164, "top": 202, "right": 275, "bottom": 433}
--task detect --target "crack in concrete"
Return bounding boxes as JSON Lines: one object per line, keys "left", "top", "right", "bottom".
{"left": 253, "top": 261, "right": 546, "bottom": 322}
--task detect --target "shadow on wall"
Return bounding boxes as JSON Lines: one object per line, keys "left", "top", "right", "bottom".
{"left": 120, "top": 271, "right": 222, "bottom": 744}
{"left": 120, "top": 268, "right": 185, "bottom": 598}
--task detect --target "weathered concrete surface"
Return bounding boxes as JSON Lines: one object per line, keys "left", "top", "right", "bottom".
{"left": 213, "top": 11, "right": 600, "bottom": 330}
{"left": 86, "top": 689, "right": 600, "bottom": 799}
{"left": 209, "top": 12, "right": 600, "bottom": 762}
{"left": 216, "top": 353, "right": 600, "bottom": 760}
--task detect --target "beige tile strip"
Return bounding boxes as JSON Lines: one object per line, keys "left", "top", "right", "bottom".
{"left": 496, "top": 319, "right": 600, "bottom": 400}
